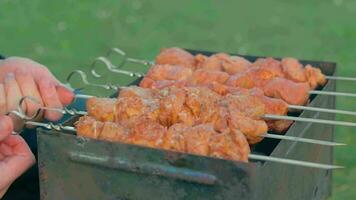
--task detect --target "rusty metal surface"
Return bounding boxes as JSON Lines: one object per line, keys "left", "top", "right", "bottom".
{"left": 37, "top": 50, "right": 336, "bottom": 200}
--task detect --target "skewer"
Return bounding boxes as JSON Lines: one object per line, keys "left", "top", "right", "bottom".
{"left": 264, "top": 114, "right": 356, "bottom": 127}
{"left": 262, "top": 133, "right": 345, "bottom": 146}
{"left": 90, "top": 55, "right": 356, "bottom": 100}
{"left": 17, "top": 96, "right": 345, "bottom": 147}
{"left": 248, "top": 154, "right": 343, "bottom": 170}
{"left": 66, "top": 70, "right": 356, "bottom": 128}
{"left": 8, "top": 109, "right": 342, "bottom": 170}
{"left": 325, "top": 75, "right": 356, "bottom": 82}
{"left": 88, "top": 62, "right": 356, "bottom": 117}
{"left": 105, "top": 47, "right": 356, "bottom": 83}
{"left": 287, "top": 105, "right": 356, "bottom": 116}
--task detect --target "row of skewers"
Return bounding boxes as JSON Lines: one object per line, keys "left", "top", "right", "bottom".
{"left": 11, "top": 47, "right": 356, "bottom": 169}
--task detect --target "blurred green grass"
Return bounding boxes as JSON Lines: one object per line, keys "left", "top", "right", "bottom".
{"left": 0, "top": 0, "right": 355, "bottom": 199}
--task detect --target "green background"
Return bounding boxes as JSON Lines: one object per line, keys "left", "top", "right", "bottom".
{"left": 0, "top": 0, "right": 355, "bottom": 199}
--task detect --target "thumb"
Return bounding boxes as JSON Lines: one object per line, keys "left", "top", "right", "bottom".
{"left": 0, "top": 115, "right": 14, "bottom": 141}
{"left": 56, "top": 85, "right": 75, "bottom": 106}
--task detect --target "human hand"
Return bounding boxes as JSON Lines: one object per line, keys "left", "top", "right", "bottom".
{"left": 0, "top": 116, "right": 35, "bottom": 198}
{"left": 0, "top": 57, "right": 74, "bottom": 130}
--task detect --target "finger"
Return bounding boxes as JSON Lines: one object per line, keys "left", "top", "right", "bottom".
{"left": 38, "top": 78, "right": 63, "bottom": 121}
{"left": 4, "top": 73, "right": 24, "bottom": 131}
{"left": 0, "top": 84, "right": 6, "bottom": 115}
{"left": 0, "top": 116, "right": 13, "bottom": 141}
{"left": 15, "top": 68, "right": 44, "bottom": 122}
{"left": 0, "top": 135, "right": 35, "bottom": 190}
{"left": 56, "top": 85, "right": 74, "bottom": 106}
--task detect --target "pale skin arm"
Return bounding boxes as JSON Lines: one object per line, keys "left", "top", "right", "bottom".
{"left": 0, "top": 57, "right": 74, "bottom": 130}
{"left": 0, "top": 57, "right": 75, "bottom": 198}
{"left": 0, "top": 115, "right": 35, "bottom": 198}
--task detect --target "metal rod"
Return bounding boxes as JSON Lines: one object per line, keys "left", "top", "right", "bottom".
{"left": 75, "top": 94, "right": 94, "bottom": 99}
{"left": 287, "top": 105, "right": 356, "bottom": 116}
{"left": 13, "top": 119, "right": 343, "bottom": 170}
{"left": 24, "top": 121, "right": 77, "bottom": 132}
{"left": 263, "top": 114, "right": 356, "bottom": 127}
{"left": 325, "top": 75, "right": 356, "bottom": 82}
{"left": 66, "top": 70, "right": 123, "bottom": 91}
{"left": 309, "top": 90, "right": 356, "bottom": 98}
{"left": 248, "top": 154, "right": 343, "bottom": 170}
{"left": 39, "top": 107, "right": 88, "bottom": 116}
{"left": 262, "top": 133, "right": 345, "bottom": 146}
{"left": 91, "top": 56, "right": 144, "bottom": 78}
{"left": 16, "top": 97, "right": 346, "bottom": 147}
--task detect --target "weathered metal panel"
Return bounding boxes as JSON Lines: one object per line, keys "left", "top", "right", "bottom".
{"left": 37, "top": 50, "right": 335, "bottom": 200}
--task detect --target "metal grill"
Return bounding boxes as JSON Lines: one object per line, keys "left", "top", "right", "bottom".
{"left": 36, "top": 50, "right": 336, "bottom": 200}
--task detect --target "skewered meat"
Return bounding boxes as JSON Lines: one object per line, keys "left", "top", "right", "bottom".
{"left": 281, "top": 57, "right": 307, "bottom": 83}
{"left": 115, "top": 96, "right": 160, "bottom": 126}
{"left": 118, "top": 86, "right": 159, "bottom": 100}
{"left": 163, "top": 123, "right": 189, "bottom": 152}
{"left": 224, "top": 87, "right": 291, "bottom": 132}
{"left": 76, "top": 117, "right": 250, "bottom": 162}
{"left": 189, "top": 69, "right": 230, "bottom": 85}
{"left": 252, "top": 57, "right": 284, "bottom": 77}
{"left": 222, "top": 56, "right": 252, "bottom": 75}
{"left": 86, "top": 97, "right": 116, "bottom": 122}
{"left": 76, "top": 116, "right": 165, "bottom": 148}
{"left": 140, "top": 77, "right": 187, "bottom": 89}
{"left": 227, "top": 69, "right": 310, "bottom": 105}
{"left": 305, "top": 64, "right": 327, "bottom": 89}
{"left": 184, "top": 87, "right": 228, "bottom": 132}
{"left": 144, "top": 61, "right": 314, "bottom": 105}
{"left": 195, "top": 53, "right": 226, "bottom": 71}
{"left": 75, "top": 116, "right": 129, "bottom": 142}
{"left": 158, "top": 86, "right": 194, "bottom": 126}
{"left": 85, "top": 86, "right": 270, "bottom": 144}
{"left": 129, "top": 116, "right": 167, "bottom": 148}
{"left": 141, "top": 75, "right": 292, "bottom": 132}
{"left": 154, "top": 48, "right": 327, "bottom": 89}
{"left": 156, "top": 47, "right": 196, "bottom": 69}
{"left": 195, "top": 53, "right": 251, "bottom": 75}
{"left": 263, "top": 77, "right": 310, "bottom": 106}
{"left": 146, "top": 64, "right": 193, "bottom": 81}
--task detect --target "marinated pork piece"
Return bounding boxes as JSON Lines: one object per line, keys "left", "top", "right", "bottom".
{"left": 118, "top": 86, "right": 159, "bottom": 100}
{"left": 86, "top": 97, "right": 116, "bottom": 122}
{"left": 263, "top": 77, "right": 310, "bottom": 106}
{"left": 227, "top": 69, "right": 310, "bottom": 105}
{"left": 195, "top": 53, "right": 226, "bottom": 71}
{"left": 229, "top": 87, "right": 292, "bottom": 132}
{"left": 227, "top": 109, "right": 268, "bottom": 144}
{"left": 195, "top": 53, "right": 251, "bottom": 75}
{"left": 252, "top": 57, "right": 284, "bottom": 77}
{"left": 185, "top": 124, "right": 215, "bottom": 156}
{"left": 305, "top": 64, "right": 327, "bottom": 89}
{"left": 226, "top": 67, "right": 276, "bottom": 89}
{"left": 221, "top": 56, "right": 252, "bottom": 75}
{"left": 76, "top": 116, "right": 129, "bottom": 142}
{"left": 76, "top": 117, "right": 251, "bottom": 162}
{"left": 155, "top": 47, "right": 196, "bottom": 68}
{"left": 281, "top": 57, "right": 307, "bottom": 83}
{"left": 115, "top": 96, "right": 160, "bottom": 124}
{"left": 145, "top": 64, "right": 193, "bottom": 81}
{"left": 158, "top": 86, "right": 192, "bottom": 126}
{"left": 209, "top": 130, "right": 250, "bottom": 162}
{"left": 189, "top": 69, "right": 230, "bottom": 85}
{"left": 129, "top": 116, "right": 167, "bottom": 148}
{"left": 162, "top": 123, "right": 190, "bottom": 152}
{"left": 155, "top": 48, "right": 326, "bottom": 88}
